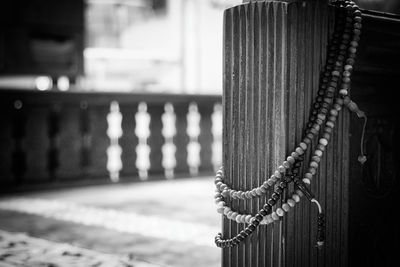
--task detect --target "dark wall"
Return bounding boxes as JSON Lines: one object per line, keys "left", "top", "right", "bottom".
{"left": 0, "top": 0, "right": 84, "bottom": 79}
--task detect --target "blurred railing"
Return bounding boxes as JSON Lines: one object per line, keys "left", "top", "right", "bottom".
{"left": 0, "top": 89, "right": 222, "bottom": 189}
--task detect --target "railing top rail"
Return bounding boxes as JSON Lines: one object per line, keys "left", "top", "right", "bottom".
{"left": 0, "top": 89, "right": 222, "bottom": 106}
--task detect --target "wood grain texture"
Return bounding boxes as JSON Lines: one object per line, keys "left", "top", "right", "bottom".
{"left": 222, "top": 1, "right": 350, "bottom": 266}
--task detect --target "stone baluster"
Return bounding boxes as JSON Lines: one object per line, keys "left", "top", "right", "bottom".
{"left": 135, "top": 102, "right": 151, "bottom": 180}
{"left": 161, "top": 103, "right": 177, "bottom": 179}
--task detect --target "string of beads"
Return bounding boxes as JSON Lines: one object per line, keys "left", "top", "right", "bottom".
{"left": 214, "top": 0, "right": 365, "bottom": 248}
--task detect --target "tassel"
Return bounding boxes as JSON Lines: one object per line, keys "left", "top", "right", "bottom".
{"left": 311, "top": 198, "right": 325, "bottom": 248}
{"left": 344, "top": 97, "right": 368, "bottom": 164}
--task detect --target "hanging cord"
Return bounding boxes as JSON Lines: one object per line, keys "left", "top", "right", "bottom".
{"left": 311, "top": 199, "right": 325, "bottom": 248}
{"left": 344, "top": 97, "right": 368, "bottom": 164}
{"left": 295, "top": 181, "right": 325, "bottom": 247}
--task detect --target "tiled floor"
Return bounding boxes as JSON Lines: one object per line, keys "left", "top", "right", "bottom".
{"left": 0, "top": 177, "right": 221, "bottom": 267}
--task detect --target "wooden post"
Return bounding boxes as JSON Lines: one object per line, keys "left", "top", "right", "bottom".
{"left": 222, "top": 0, "right": 351, "bottom": 266}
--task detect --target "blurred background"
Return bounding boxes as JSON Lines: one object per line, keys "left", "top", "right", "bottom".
{"left": 0, "top": 0, "right": 244, "bottom": 93}
{"left": 0, "top": 0, "right": 399, "bottom": 266}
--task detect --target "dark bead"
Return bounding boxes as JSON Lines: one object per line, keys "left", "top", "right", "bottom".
{"left": 259, "top": 209, "right": 268, "bottom": 216}
{"left": 272, "top": 193, "right": 280, "bottom": 200}
{"left": 249, "top": 225, "right": 256, "bottom": 231}
{"left": 255, "top": 214, "right": 263, "bottom": 221}
{"left": 237, "top": 235, "right": 244, "bottom": 242}
{"left": 322, "top": 102, "right": 330, "bottom": 109}
{"left": 279, "top": 181, "right": 287, "bottom": 188}
{"left": 310, "top": 128, "right": 318, "bottom": 135}
{"left": 276, "top": 188, "right": 283, "bottom": 194}
{"left": 326, "top": 91, "right": 334, "bottom": 98}
{"left": 245, "top": 228, "right": 252, "bottom": 235}
{"left": 264, "top": 203, "right": 272, "bottom": 211}
{"left": 252, "top": 220, "right": 260, "bottom": 226}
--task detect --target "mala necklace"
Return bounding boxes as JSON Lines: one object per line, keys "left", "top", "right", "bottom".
{"left": 214, "top": 0, "right": 367, "bottom": 248}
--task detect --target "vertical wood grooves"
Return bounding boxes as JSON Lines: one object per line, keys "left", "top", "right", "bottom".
{"left": 258, "top": 3, "right": 267, "bottom": 267}
{"left": 223, "top": 1, "right": 348, "bottom": 266}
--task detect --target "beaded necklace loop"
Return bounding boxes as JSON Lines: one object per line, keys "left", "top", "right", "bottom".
{"left": 214, "top": 0, "right": 367, "bottom": 248}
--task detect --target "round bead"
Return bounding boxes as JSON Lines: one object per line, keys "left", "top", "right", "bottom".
{"left": 303, "top": 137, "right": 311, "bottom": 145}
{"left": 282, "top": 203, "right": 290, "bottom": 212}
{"left": 317, "top": 144, "right": 326, "bottom": 151}
{"left": 291, "top": 151, "right": 299, "bottom": 159}
{"left": 224, "top": 207, "right": 231, "bottom": 215}
{"left": 267, "top": 199, "right": 276, "bottom": 206}
{"left": 319, "top": 138, "right": 328, "bottom": 146}
{"left": 310, "top": 161, "right": 318, "bottom": 169}
{"left": 292, "top": 194, "right": 300, "bottom": 203}
{"left": 217, "top": 201, "right": 226, "bottom": 208}
{"left": 296, "top": 189, "right": 304, "bottom": 197}
{"left": 235, "top": 215, "right": 242, "bottom": 223}
{"left": 255, "top": 214, "right": 264, "bottom": 222}
{"left": 326, "top": 121, "right": 335, "bottom": 128}
{"left": 217, "top": 207, "right": 225, "bottom": 214}
{"left": 305, "top": 172, "right": 313, "bottom": 179}
{"left": 314, "top": 149, "right": 323, "bottom": 157}
{"left": 272, "top": 193, "right": 280, "bottom": 201}
{"left": 299, "top": 142, "right": 307, "bottom": 150}
{"left": 276, "top": 208, "right": 284, "bottom": 217}
{"left": 260, "top": 186, "right": 267, "bottom": 194}
{"left": 310, "top": 127, "right": 318, "bottom": 135}
{"left": 295, "top": 147, "right": 304, "bottom": 155}
{"left": 287, "top": 156, "right": 295, "bottom": 164}
{"left": 259, "top": 209, "right": 268, "bottom": 216}
{"left": 271, "top": 212, "right": 280, "bottom": 221}
{"left": 330, "top": 109, "right": 338, "bottom": 117}
{"left": 333, "top": 103, "right": 342, "bottom": 111}
{"left": 227, "top": 211, "right": 233, "bottom": 219}
{"left": 231, "top": 212, "right": 238, "bottom": 220}
{"left": 266, "top": 179, "right": 274, "bottom": 187}
{"left": 256, "top": 188, "right": 263, "bottom": 196}
{"left": 278, "top": 165, "right": 285, "bottom": 173}
{"left": 274, "top": 170, "right": 282, "bottom": 179}
{"left": 283, "top": 161, "right": 291, "bottom": 169}
{"left": 287, "top": 199, "right": 296, "bottom": 207}
{"left": 265, "top": 215, "right": 274, "bottom": 224}
{"left": 332, "top": 70, "right": 340, "bottom": 77}
{"left": 245, "top": 215, "right": 252, "bottom": 224}
{"left": 302, "top": 178, "right": 311, "bottom": 184}
{"left": 251, "top": 189, "right": 258, "bottom": 197}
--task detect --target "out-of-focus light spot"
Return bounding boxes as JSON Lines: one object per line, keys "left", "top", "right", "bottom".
{"left": 35, "top": 76, "right": 52, "bottom": 91}
{"left": 14, "top": 100, "right": 23, "bottom": 110}
{"left": 57, "top": 76, "right": 70, "bottom": 91}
